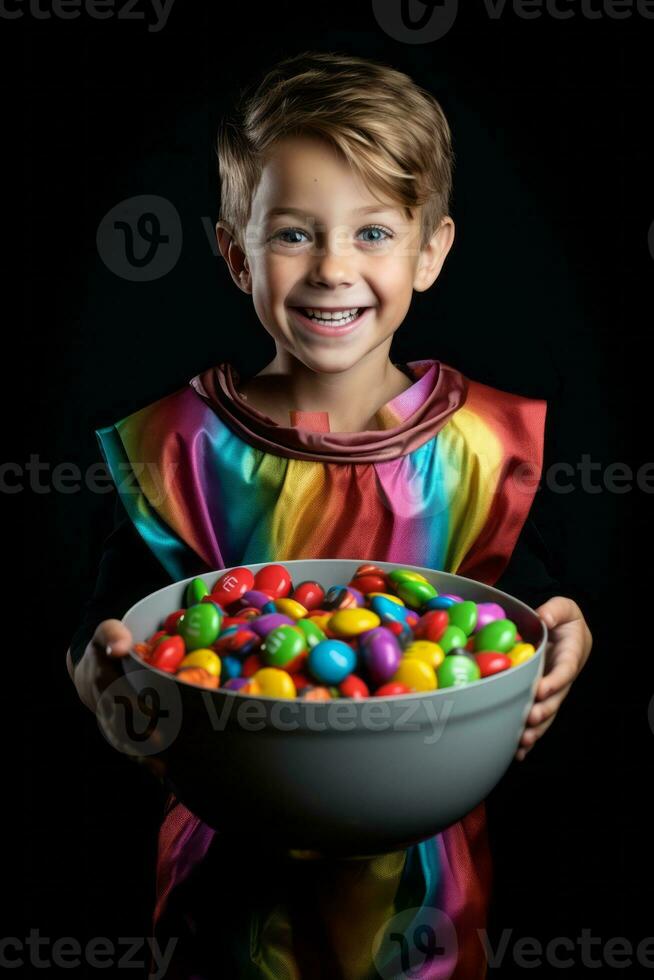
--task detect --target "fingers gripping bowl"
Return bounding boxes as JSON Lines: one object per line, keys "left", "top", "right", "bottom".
{"left": 121, "top": 559, "right": 547, "bottom": 859}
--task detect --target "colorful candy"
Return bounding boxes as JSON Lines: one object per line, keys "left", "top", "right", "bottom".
{"left": 134, "top": 564, "right": 539, "bottom": 698}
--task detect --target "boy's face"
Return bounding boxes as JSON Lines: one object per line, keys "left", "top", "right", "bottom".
{"left": 218, "top": 134, "right": 454, "bottom": 375}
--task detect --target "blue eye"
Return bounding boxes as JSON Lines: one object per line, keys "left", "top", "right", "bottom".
{"left": 271, "top": 224, "right": 394, "bottom": 247}
{"left": 358, "top": 225, "right": 393, "bottom": 245}
{"left": 274, "top": 228, "right": 310, "bottom": 244}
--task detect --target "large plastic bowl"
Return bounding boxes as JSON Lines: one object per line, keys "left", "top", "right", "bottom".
{"left": 121, "top": 559, "right": 547, "bottom": 859}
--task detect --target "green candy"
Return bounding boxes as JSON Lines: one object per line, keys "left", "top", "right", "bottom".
{"left": 263, "top": 625, "right": 306, "bottom": 668}
{"left": 437, "top": 655, "right": 481, "bottom": 688}
{"left": 294, "top": 618, "right": 326, "bottom": 650}
{"left": 395, "top": 579, "right": 438, "bottom": 609}
{"left": 474, "top": 619, "right": 517, "bottom": 654}
{"left": 447, "top": 600, "right": 478, "bottom": 637}
{"left": 185, "top": 577, "right": 209, "bottom": 606}
{"left": 388, "top": 569, "right": 429, "bottom": 585}
{"left": 438, "top": 624, "right": 468, "bottom": 654}
{"left": 178, "top": 602, "right": 222, "bottom": 651}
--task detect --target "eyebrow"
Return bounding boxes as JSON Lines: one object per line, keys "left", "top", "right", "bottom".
{"left": 265, "top": 205, "right": 402, "bottom": 219}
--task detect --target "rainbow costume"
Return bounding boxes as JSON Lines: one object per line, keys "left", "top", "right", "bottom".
{"left": 95, "top": 358, "right": 546, "bottom": 979}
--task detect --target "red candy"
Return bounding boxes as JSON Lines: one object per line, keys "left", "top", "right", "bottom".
{"left": 253, "top": 563, "right": 292, "bottom": 598}
{"left": 414, "top": 609, "right": 448, "bottom": 643}
{"left": 242, "top": 653, "right": 264, "bottom": 677}
{"left": 163, "top": 609, "right": 185, "bottom": 634}
{"left": 339, "top": 675, "right": 370, "bottom": 699}
{"left": 147, "top": 629, "right": 168, "bottom": 648}
{"left": 211, "top": 567, "right": 255, "bottom": 606}
{"left": 149, "top": 635, "right": 185, "bottom": 673}
{"left": 475, "top": 652, "right": 512, "bottom": 677}
{"left": 291, "top": 580, "right": 325, "bottom": 611}
{"left": 374, "top": 682, "right": 412, "bottom": 697}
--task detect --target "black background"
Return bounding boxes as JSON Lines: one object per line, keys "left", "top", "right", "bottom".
{"left": 17, "top": 2, "right": 653, "bottom": 977}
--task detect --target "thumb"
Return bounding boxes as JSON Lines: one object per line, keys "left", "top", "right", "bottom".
{"left": 93, "top": 619, "right": 133, "bottom": 658}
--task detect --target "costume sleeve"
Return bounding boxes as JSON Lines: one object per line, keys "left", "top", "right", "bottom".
{"left": 68, "top": 492, "right": 173, "bottom": 668}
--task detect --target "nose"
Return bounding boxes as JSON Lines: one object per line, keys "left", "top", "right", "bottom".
{"left": 307, "top": 230, "right": 357, "bottom": 288}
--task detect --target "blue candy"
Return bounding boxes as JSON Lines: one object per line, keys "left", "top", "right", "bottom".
{"left": 369, "top": 594, "right": 411, "bottom": 623}
{"left": 424, "top": 595, "right": 458, "bottom": 611}
{"left": 308, "top": 639, "right": 356, "bottom": 685}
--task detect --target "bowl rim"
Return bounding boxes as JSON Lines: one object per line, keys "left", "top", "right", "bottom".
{"left": 122, "top": 559, "right": 548, "bottom": 703}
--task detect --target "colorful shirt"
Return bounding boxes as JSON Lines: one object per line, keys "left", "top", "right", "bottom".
{"left": 74, "top": 358, "right": 551, "bottom": 979}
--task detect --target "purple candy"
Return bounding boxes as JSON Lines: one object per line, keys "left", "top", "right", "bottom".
{"left": 361, "top": 627, "right": 402, "bottom": 686}
{"left": 440, "top": 593, "right": 464, "bottom": 602}
{"left": 223, "top": 677, "right": 250, "bottom": 691}
{"left": 240, "top": 589, "right": 273, "bottom": 611}
{"left": 347, "top": 586, "right": 366, "bottom": 607}
{"left": 474, "top": 602, "right": 506, "bottom": 632}
{"left": 248, "top": 613, "right": 295, "bottom": 638}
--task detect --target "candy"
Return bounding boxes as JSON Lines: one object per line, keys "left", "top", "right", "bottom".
{"left": 253, "top": 564, "right": 292, "bottom": 598}
{"left": 446, "top": 600, "right": 478, "bottom": 636}
{"left": 177, "top": 666, "right": 219, "bottom": 689}
{"left": 474, "top": 602, "right": 507, "bottom": 632}
{"left": 179, "top": 648, "right": 222, "bottom": 677}
{"left": 137, "top": 562, "right": 538, "bottom": 699}
{"left": 308, "top": 639, "right": 357, "bottom": 685}
{"left": 185, "top": 577, "right": 209, "bottom": 606}
{"left": 291, "top": 580, "right": 325, "bottom": 611}
{"left": 274, "top": 597, "right": 308, "bottom": 620}
{"left": 361, "top": 627, "right": 402, "bottom": 685}
{"left": 474, "top": 619, "right": 518, "bottom": 654}
{"left": 438, "top": 625, "right": 468, "bottom": 654}
{"left": 328, "top": 608, "right": 381, "bottom": 637}
{"left": 394, "top": 579, "right": 438, "bottom": 609}
{"left": 437, "top": 655, "right": 481, "bottom": 688}
{"left": 475, "top": 652, "right": 512, "bottom": 677}
{"left": 507, "top": 643, "right": 536, "bottom": 667}
{"left": 250, "top": 667, "right": 297, "bottom": 699}
{"left": 391, "top": 657, "right": 437, "bottom": 691}
{"left": 403, "top": 640, "right": 445, "bottom": 670}
{"left": 178, "top": 603, "right": 222, "bottom": 650}
{"left": 294, "top": 618, "right": 326, "bottom": 649}
{"left": 149, "top": 636, "right": 185, "bottom": 673}
{"left": 262, "top": 625, "right": 306, "bottom": 671}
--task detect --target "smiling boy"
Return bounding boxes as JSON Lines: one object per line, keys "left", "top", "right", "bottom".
{"left": 69, "top": 50, "right": 592, "bottom": 979}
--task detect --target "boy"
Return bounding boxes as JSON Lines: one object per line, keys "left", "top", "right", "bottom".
{"left": 68, "top": 50, "right": 592, "bottom": 978}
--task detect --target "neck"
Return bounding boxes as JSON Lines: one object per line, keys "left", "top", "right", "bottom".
{"left": 254, "top": 345, "right": 413, "bottom": 433}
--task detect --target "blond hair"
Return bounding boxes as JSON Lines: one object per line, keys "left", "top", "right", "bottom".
{"left": 216, "top": 50, "right": 454, "bottom": 252}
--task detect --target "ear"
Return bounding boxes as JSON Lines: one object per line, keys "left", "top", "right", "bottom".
{"left": 215, "top": 221, "right": 251, "bottom": 293}
{"left": 413, "top": 217, "right": 455, "bottom": 293}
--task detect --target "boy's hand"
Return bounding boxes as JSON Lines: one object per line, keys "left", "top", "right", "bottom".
{"left": 515, "top": 596, "right": 593, "bottom": 760}
{"left": 69, "top": 620, "right": 167, "bottom": 782}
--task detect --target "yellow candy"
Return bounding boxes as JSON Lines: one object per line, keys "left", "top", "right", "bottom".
{"left": 365, "top": 592, "right": 405, "bottom": 606}
{"left": 403, "top": 640, "right": 445, "bottom": 670}
{"left": 308, "top": 613, "right": 332, "bottom": 632}
{"left": 508, "top": 643, "right": 536, "bottom": 666}
{"left": 275, "top": 597, "right": 308, "bottom": 620}
{"left": 328, "top": 608, "right": 381, "bottom": 637}
{"left": 391, "top": 657, "right": 438, "bottom": 691}
{"left": 252, "top": 667, "right": 297, "bottom": 699}
{"left": 179, "top": 648, "right": 221, "bottom": 677}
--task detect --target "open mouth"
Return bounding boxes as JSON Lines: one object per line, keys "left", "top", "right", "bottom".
{"left": 288, "top": 307, "right": 372, "bottom": 336}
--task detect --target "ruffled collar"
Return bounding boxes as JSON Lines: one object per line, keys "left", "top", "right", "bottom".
{"left": 189, "top": 358, "right": 468, "bottom": 464}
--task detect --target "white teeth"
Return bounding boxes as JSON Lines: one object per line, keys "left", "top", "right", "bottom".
{"left": 302, "top": 307, "right": 361, "bottom": 321}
